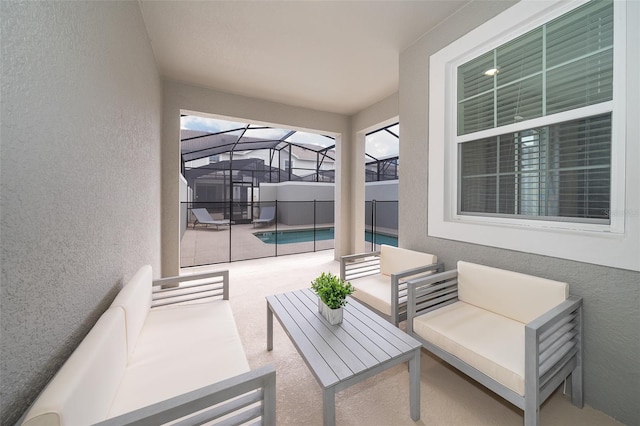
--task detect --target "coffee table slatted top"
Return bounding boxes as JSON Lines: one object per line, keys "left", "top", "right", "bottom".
{"left": 266, "top": 288, "right": 421, "bottom": 388}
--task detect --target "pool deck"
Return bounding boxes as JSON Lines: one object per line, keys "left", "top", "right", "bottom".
{"left": 180, "top": 221, "right": 396, "bottom": 267}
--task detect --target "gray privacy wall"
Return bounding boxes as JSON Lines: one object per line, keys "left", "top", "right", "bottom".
{"left": 0, "top": 2, "right": 162, "bottom": 425}
{"left": 259, "top": 182, "right": 335, "bottom": 225}
{"left": 399, "top": 1, "right": 639, "bottom": 424}
{"left": 365, "top": 181, "right": 398, "bottom": 230}
{"left": 258, "top": 182, "right": 399, "bottom": 228}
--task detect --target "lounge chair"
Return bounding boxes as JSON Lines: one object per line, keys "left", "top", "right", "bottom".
{"left": 191, "top": 208, "right": 230, "bottom": 230}
{"left": 253, "top": 206, "right": 276, "bottom": 228}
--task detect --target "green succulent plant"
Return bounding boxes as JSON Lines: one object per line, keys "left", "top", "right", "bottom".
{"left": 311, "top": 272, "right": 354, "bottom": 309}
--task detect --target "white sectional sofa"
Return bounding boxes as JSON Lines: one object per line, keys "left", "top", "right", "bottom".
{"left": 21, "top": 266, "right": 276, "bottom": 426}
{"left": 340, "top": 244, "right": 443, "bottom": 325}
{"left": 406, "top": 261, "right": 583, "bottom": 426}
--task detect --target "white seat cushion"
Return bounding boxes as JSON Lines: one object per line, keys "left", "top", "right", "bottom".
{"left": 108, "top": 301, "right": 250, "bottom": 418}
{"left": 413, "top": 301, "right": 526, "bottom": 395}
{"left": 352, "top": 274, "right": 397, "bottom": 316}
{"left": 353, "top": 246, "right": 436, "bottom": 317}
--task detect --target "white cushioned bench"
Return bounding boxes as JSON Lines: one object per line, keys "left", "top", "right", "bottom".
{"left": 406, "top": 261, "right": 583, "bottom": 426}
{"left": 341, "top": 245, "right": 443, "bottom": 325}
{"left": 21, "top": 266, "right": 276, "bottom": 426}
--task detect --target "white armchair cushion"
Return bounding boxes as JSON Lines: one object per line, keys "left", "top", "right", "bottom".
{"left": 352, "top": 274, "right": 400, "bottom": 316}
{"left": 110, "top": 265, "right": 152, "bottom": 358}
{"left": 22, "top": 308, "right": 128, "bottom": 426}
{"left": 413, "top": 301, "right": 526, "bottom": 395}
{"left": 108, "top": 301, "right": 250, "bottom": 418}
{"left": 457, "top": 261, "right": 568, "bottom": 323}
{"left": 380, "top": 245, "right": 437, "bottom": 276}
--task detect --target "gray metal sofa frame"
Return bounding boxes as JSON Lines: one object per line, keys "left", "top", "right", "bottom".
{"left": 95, "top": 366, "right": 276, "bottom": 426}
{"left": 406, "top": 269, "right": 583, "bottom": 426}
{"left": 341, "top": 249, "right": 444, "bottom": 326}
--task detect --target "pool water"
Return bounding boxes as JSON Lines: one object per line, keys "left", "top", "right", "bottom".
{"left": 255, "top": 228, "right": 334, "bottom": 244}
{"left": 366, "top": 231, "right": 398, "bottom": 247}
{"left": 254, "top": 228, "right": 397, "bottom": 246}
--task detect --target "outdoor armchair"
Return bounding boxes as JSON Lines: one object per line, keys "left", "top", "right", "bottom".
{"left": 340, "top": 244, "right": 443, "bottom": 325}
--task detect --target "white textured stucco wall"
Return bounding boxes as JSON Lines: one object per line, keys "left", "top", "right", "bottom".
{"left": 0, "top": 2, "right": 162, "bottom": 424}
{"left": 399, "top": 1, "right": 640, "bottom": 424}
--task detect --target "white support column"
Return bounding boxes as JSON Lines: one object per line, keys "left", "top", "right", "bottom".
{"left": 161, "top": 88, "right": 182, "bottom": 277}
{"left": 334, "top": 133, "right": 350, "bottom": 259}
{"left": 352, "top": 131, "right": 366, "bottom": 254}
{"left": 334, "top": 125, "right": 366, "bottom": 259}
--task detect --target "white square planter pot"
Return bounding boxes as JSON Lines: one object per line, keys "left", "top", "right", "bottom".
{"left": 318, "top": 299, "right": 343, "bottom": 325}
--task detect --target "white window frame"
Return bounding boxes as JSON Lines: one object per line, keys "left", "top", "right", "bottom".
{"left": 428, "top": 0, "right": 639, "bottom": 271}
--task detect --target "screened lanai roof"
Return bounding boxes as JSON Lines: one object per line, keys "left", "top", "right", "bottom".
{"left": 365, "top": 123, "right": 399, "bottom": 162}
{"left": 180, "top": 116, "right": 336, "bottom": 163}
{"left": 180, "top": 115, "right": 400, "bottom": 163}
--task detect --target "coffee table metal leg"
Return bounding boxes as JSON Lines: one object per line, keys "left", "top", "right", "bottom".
{"left": 409, "top": 349, "right": 421, "bottom": 421}
{"left": 267, "top": 305, "right": 273, "bottom": 351}
{"left": 323, "top": 386, "right": 336, "bottom": 426}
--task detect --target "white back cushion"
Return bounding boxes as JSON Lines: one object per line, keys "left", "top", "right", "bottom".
{"left": 110, "top": 265, "right": 152, "bottom": 358}
{"left": 22, "top": 308, "right": 128, "bottom": 426}
{"left": 457, "top": 261, "right": 568, "bottom": 323}
{"left": 380, "top": 245, "right": 437, "bottom": 276}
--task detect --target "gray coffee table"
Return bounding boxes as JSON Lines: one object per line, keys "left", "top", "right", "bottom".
{"left": 266, "top": 288, "right": 421, "bottom": 426}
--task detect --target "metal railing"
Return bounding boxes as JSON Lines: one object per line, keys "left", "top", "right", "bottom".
{"left": 365, "top": 200, "right": 399, "bottom": 252}
{"left": 180, "top": 200, "right": 398, "bottom": 268}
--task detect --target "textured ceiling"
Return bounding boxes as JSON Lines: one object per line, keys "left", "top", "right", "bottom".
{"left": 139, "top": 1, "right": 469, "bottom": 115}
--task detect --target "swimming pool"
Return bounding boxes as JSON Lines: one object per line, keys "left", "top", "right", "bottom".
{"left": 254, "top": 228, "right": 398, "bottom": 246}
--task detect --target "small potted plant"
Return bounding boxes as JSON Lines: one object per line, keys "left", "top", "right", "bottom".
{"left": 311, "top": 272, "right": 354, "bottom": 325}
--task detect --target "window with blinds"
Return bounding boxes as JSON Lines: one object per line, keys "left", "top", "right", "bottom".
{"left": 457, "top": 0, "right": 613, "bottom": 224}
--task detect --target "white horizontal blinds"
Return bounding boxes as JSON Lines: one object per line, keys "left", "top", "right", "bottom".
{"left": 498, "top": 130, "right": 545, "bottom": 216}
{"left": 551, "top": 113, "right": 611, "bottom": 220}
{"left": 457, "top": 52, "right": 494, "bottom": 135}
{"left": 460, "top": 137, "right": 498, "bottom": 213}
{"left": 460, "top": 132, "right": 546, "bottom": 216}
{"left": 457, "top": 29, "right": 545, "bottom": 136}
{"left": 496, "top": 29, "right": 543, "bottom": 127}
{"left": 546, "top": 0, "right": 614, "bottom": 114}
{"left": 460, "top": 113, "right": 611, "bottom": 221}
{"left": 457, "top": 0, "right": 613, "bottom": 135}
{"left": 457, "top": 0, "right": 613, "bottom": 223}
